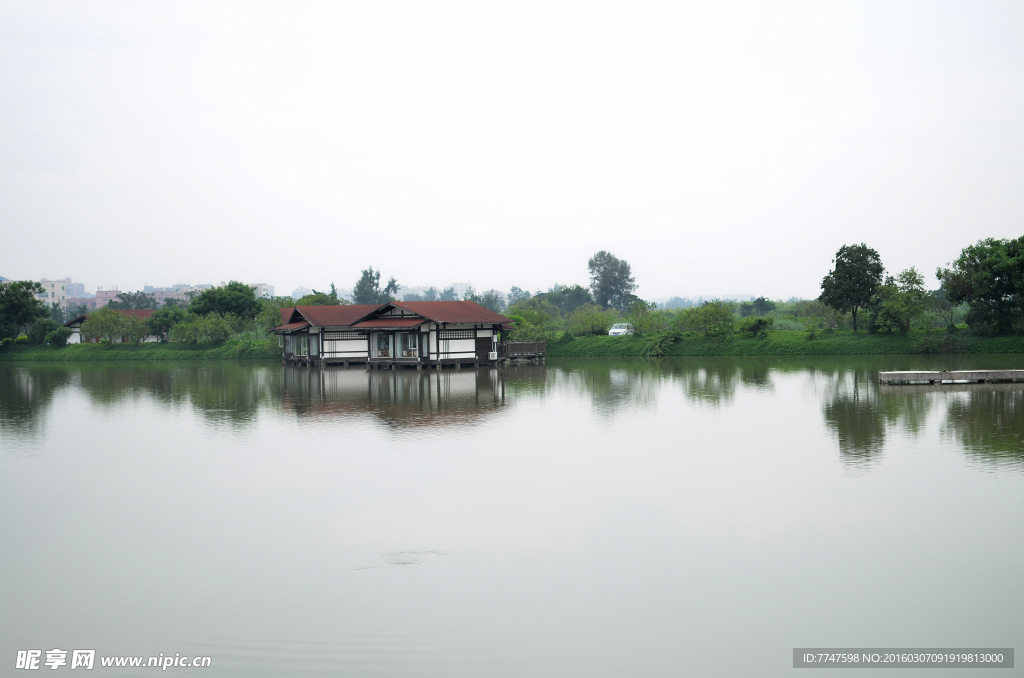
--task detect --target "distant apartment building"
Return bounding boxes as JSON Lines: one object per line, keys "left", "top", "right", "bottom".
{"left": 142, "top": 286, "right": 186, "bottom": 305}
{"left": 67, "top": 296, "right": 98, "bottom": 310}
{"left": 36, "top": 278, "right": 70, "bottom": 310}
{"left": 291, "top": 286, "right": 312, "bottom": 301}
{"left": 398, "top": 285, "right": 427, "bottom": 300}
{"left": 449, "top": 283, "right": 471, "bottom": 300}
{"left": 154, "top": 290, "right": 184, "bottom": 304}
{"left": 250, "top": 283, "right": 275, "bottom": 299}
{"left": 173, "top": 284, "right": 212, "bottom": 298}
{"left": 93, "top": 288, "right": 122, "bottom": 309}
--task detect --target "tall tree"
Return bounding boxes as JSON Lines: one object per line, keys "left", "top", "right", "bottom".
{"left": 819, "top": 244, "right": 884, "bottom": 332}
{"left": 0, "top": 281, "right": 48, "bottom": 338}
{"left": 588, "top": 251, "right": 637, "bottom": 310}
{"left": 506, "top": 286, "right": 531, "bottom": 306}
{"left": 739, "top": 296, "right": 776, "bottom": 317}
{"left": 80, "top": 307, "right": 126, "bottom": 343}
{"left": 871, "top": 267, "right": 927, "bottom": 333}
{"left": 145, "top": 307, "right": 187, "bottom": 342}
{"left": 296, "top": 282, "right": 348, "bottom": 306}
{"left": 189, "top": 281, "right": 262, "bottom": 318}
{"left": 541, "top": 284, "right": 594, "bottom": 314}
{"left": 352, "top": 267, "right": 399, "bottom": 305}
{"left": 439, "top": 286, "right": 458, "bottom": 301}
{"left": 937, "top": 236, "right": 1024, "bottom": 334}
{"left": 107, "top": 290, "right": 157, "bottom": 310}
{"left": 467, "top": 289, "right": 506, "bottom": 313}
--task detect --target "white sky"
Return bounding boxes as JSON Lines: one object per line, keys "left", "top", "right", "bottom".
{"left": 2, "top": 1, "right": 1022, "bottom": 300}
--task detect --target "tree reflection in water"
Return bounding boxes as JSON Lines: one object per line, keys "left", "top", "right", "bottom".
{"left": 2, "top": 360, "right": 1022, "bottom": 471}
{"left": 0, "top": 363, "right": 284, "bottom": 434}
{"left": 0, "top": 365, "right": 73, "bottom": 442}
{"left": 822, "top": 371, "right": 887, "bottom": 466}
{"left": 943, "top": 388, "right": 1024, "bottom": 468}
{"left": 820, "top": 367, "right": 937, "bottom": 468}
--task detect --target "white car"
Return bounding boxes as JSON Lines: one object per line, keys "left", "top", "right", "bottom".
{"left": 608, "top": 323, "right": 634, "bottom": 336}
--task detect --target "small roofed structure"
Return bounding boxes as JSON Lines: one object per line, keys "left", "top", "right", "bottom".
{"left": 64, "top": 309, "right": 158, "bottom": 344}
{"left": 272, "top": 301, "right": 523, "bottom": 368}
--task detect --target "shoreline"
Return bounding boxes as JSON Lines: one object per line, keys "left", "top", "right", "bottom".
{"left": 2, "top": 330, "right": 1023, "bottom": 362}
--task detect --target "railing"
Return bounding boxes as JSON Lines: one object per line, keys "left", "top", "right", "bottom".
{"left": 499, "top": 341, "right": 546, "bottom": 357}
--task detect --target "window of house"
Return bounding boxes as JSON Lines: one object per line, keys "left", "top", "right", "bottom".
{"left": 373, "top": 333, "right": 392, "bottom": 358}
{"left": 438, "top": 329, "right": 474, "bottom": 339}
{"left": 397, "top": 332, "right": 417, "bottom": 358}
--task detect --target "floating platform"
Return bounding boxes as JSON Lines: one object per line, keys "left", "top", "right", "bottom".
{"left": 879, "top": 381, "right": 1024, "bottom": 394}
{"left": 878, "top": 369, "right": 1024, "bottom": 385}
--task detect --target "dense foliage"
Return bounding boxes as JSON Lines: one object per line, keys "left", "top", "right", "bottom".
{"left": 189, "top": 281, "right": 262, "bottom": 318}
{"left": 870, "top": 267, "right": 927, "bottom": 333}
{"left": 0, "top": 280, "right": 48, "bottom": 339}
{"left": 937, "top": 236, "right": 1024, "bottom": 334}
{"left": 402, "top": 287, "right": 439, "bottom": 302}
{"left": 544, "top": 330, "right": 1024, "bottom": 357}
{"left": 739, "top": 297, "right": 776, "bottom": 317}
{"left": 1, "top": 340, "right": 280, "bottom": 361}
{"left": 80, "top": 307, "right": 149, "bottom": 344}
{"left": 819, "top": 244, "right": 884, "bottom": 331}
{"left": 295, "top": 283, "right": 349, "bottom": 306}
{"left": 465, "top": 288, "right": 506, "bottom": 313}
{"left": 588, "top": 251, "right": 637, "bottom": 310}
{"left": 145, "top": 307, "right": 188, "bottom": 341}
{"left": 107, "top": 290, "right": 158, "bottom": 310}
{"left": 352, "top": 267, "right": 400, "bottom": 305}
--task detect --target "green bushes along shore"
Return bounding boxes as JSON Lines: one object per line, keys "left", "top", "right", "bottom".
{"left": 0, "top": 339, "right": 280, "bottom": 362}
{"left": 545, "top": 329, "right": 1024, "bottom": 357}
{"left": 4, "top": 236, "right": 1024, "bottom": 360}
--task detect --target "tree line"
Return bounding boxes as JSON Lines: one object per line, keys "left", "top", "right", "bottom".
{"left": 2, "top": 237, "right": 1022, "bottom": 349}
{"left": 505, "top": 239, "right": 1024, "bottom": 342}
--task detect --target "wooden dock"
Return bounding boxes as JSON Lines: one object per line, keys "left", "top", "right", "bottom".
{"left": 499, "top": 341, "right": 546, "bottom": 362}
{"left": 878, "top": 369, "right": 1024, "bottom": 385}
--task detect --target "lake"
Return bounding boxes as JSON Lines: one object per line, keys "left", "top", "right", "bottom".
{"left": 1, "top": 357, "right": 1022, "bottom": 676}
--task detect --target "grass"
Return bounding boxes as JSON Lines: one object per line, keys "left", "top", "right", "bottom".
{"left": 0, "top": 339, "right": 280, "bottom": 362}
{"left": 546, "top": 330, "right": 1024, "bottom": 357}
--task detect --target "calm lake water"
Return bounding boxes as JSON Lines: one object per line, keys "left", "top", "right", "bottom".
{"left": 1, "top": 356, "right": 1022, "bottom": 677}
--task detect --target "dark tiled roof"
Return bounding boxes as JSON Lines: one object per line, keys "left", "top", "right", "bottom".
{"left": 391, "top": 301, "right": 511, "bottom": 324}
{"left": 295, "top": 304, "right": 382, "bottom": 327}
{"left": 352, "top": 317, "right": 426, "bottom": 329}
{"left": 272, "top": 321, "right": 311, "bottom": 333}
{"left": 280, "top": 308, "right": 293, "bottom": 325}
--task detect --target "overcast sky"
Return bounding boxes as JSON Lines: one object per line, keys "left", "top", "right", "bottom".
{"left": 2, "top": 1, "right": 1022, "bottom": 300}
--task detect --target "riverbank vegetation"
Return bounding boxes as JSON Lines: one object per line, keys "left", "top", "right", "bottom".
{"left": 0, "top": 340, "right": 280, "bottom": 362}
{"left": 2, "top": 236, "right": 1022, "bottom": 359}
{"left": 504, "top": 238, "right": 1023, "bottom": 355}
{"left": 544, "top": 329, "right": 1024, "bottom": 357}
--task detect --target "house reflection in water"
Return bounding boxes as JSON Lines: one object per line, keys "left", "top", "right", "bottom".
{"left": 280, "top": 364, "right": 510, "bottom": 428}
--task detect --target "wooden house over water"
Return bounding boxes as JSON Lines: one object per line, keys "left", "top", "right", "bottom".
{"left": 272, "top": 301, "right": 531, "bottom": 368}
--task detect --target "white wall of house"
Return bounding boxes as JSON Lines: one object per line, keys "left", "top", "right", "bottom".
{"left": 323, "top": 338, "right": 368, "bottom": 358}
